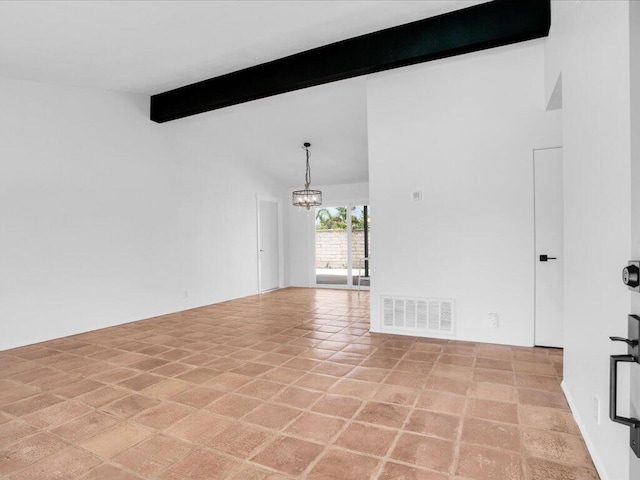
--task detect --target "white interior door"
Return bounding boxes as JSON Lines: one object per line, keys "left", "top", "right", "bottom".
{"left": 258, "top": 199, "right": 280, "bottom": 292}
{"left": 534, "top": 147, "right": 564, "bottom": 347}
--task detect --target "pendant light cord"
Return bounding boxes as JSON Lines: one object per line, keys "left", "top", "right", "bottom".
{"left": 304, "top": 144, "right": 311, "bottom": 189}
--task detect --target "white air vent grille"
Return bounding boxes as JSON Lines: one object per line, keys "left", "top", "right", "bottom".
{"left": 381, "top": 296, "right": 454, "bottom": 334}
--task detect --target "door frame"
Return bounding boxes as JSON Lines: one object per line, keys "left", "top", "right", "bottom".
{"left": 256, "top": 195, "right": 284, "bottom": 293}
{"left": 532, "top": 146, "right": 563, "bottom": 346}
{"left": 311, "top": 199, "right": 370, "bottom": 290}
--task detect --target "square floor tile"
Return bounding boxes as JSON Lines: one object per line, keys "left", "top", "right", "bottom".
{"left": 206, "top": 394, "right": 262, "bottom": 418}
{"left": 250, "top": 436, "right": 324, "bottom": 475}
{"left": 516, "top": 373, "right": 563, "bottom": 392}
{"left": 78, "top": 422, "right": 152, "bottom": 459}
{"left": 272, "top": 386, "right": 322, "bottom": 408}
{"left": 134, "top": 402, "right": 195, "bottom": 430}
{"left": 208, "top": 424, "right": 272, "bottom": 458}
{"left": 466, "top": 398, "right": 519, "bottom": 424}
{"left": 235, "top": 379, "right": 285, "bottom": 400}
{"left": 518, "top": 404, "right": 579, "bottom": 434}
{"left": 118, "top": 373, "right": 164, "bottom": 391}
{"left": 170, "top": 386, "right": 224, "bottom": 408}
{"left": 307, "top": 449, "right": 380, "bottom": 480}
{"left": 461, "top": 417, "right": 520, "bottom": 452}
{"left": 23, "top": 400, "right": 91, "bottom": 429}
{"left": 518, "top": 388, "right": 569, "bottom": 410}
{"left": 203, "top": 372, "right": 251, "bottom": 391}
{"left": 158, "top": 449, "right": 239, "bottom": 480}
{"left": 294, "top": 373, "right": 339, "bottom": 391}
{"left": 261, "top": 367, "right": 306, "bottom": 384}
{"left": 79, "top": 464, "right": 144, "bottom": 480}
{"left": 378, "top": 462, "right": 447, "bottom": 480}
{"left": 100, "top": 394, "right": 160, "bottom": 418}
{"left": 0, "top": 432, "right": 67, "bottom": 475}
{"left": 525, "top": 457, "right": 599, "bottom": 480}
{"left": 468, "top": 381, "right": 517, "bottom": 403}
{"left": 113, "top": 434, "right": 192, "bottom": 477}
{"left": 139, "top": 378, "right": 191, "bottom": 399}
{"left": 166, "top": 411, "right": 233, "bottom": 446}
{"left": 423, "top": 376, "right": 469, "bottom": 395}
{"left": 312, "top": 393, "right": 363, "bottom": 418}
{"left": 355, "top": 401, "right": 409, "bottom": 428}
{"left": 373, "top": 384, "right": 419, "bottom": 406}
{"left": 244, "top": 403, "right": 302, "bottom": 430}
{"left": 405, "top": 409, "right": 460, "bottom": 441}
{"left": 416, "top": 390, "right": 467, "bottom": 415}
{"left": 51, "top": 411, "right": 118, "bottom": 442}
{"left": 6, "top": 446, "right": 101, "bottom": 480}
{"left": 473, "top": 367, "right": 515, "bottom": 385}
{"left": 285, "top": 412, "right": 346, "bottom": 443}
{"left": 390, "top": 432, "right": 454, "bottom": 473}
{"left": 521, "top": 428, "right": 591, "bottom": 466}
{"left": 334, "top": 422, "right": 397, "bottom": 457}
{"left": 0, "top": 421, "right": 37, "bottom": 450}
{"left": 77, "top": 386, "right": 128, "bottom": 408}
{"left": 456, "top": 443, "right": 523, "bottom": 480}
{"left": 2, "top": 393, "right": 64, "bottom": 417}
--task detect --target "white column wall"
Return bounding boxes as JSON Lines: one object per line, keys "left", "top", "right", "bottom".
{"left": 367, "top": 40, "right": 561, "bottom": 346}
{"left": 547, "top": 2, "right": 632, "bottom": 479}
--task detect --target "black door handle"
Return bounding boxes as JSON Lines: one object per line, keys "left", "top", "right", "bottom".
{"left": 609, "top": 316, "right": 640, "bottom": 458}
{"left": 539, "top": 255, "right": 557, "bottom": 262}
{"left": 610, "top": 354, "right": 640, "bottom": 457}
{"left": 610, "top": 336, "right": 639, "bottom": 347}
{"left": 610, "top": 354, "right": 640, "bottom": 427}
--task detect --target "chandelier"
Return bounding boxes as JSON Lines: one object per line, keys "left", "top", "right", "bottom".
{"left": 292, "top": 142, "right": 322, "bottom": 210}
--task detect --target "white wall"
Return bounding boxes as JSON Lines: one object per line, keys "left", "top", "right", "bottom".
{"left": 287, "top": 182, "right": 368, "bottom": 287}
{"left": 547, "top": 2, "right": 632, "bottom": 479}
{"left": 367, "top": 40, "right": 561, "bottom": 346}
{"left": 544, "top": 1, "right": 568, "bottom": 110}
{"left": 0, "top": 77, "right": 286, "bottom": 351}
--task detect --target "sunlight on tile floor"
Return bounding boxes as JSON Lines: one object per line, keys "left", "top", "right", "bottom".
{"left": 0, "top": 288, "right": 598, "bottom": 479}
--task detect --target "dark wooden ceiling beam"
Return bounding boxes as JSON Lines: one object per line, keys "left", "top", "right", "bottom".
{"left": 150, "top": 0, "right": 550, "bottom": 123}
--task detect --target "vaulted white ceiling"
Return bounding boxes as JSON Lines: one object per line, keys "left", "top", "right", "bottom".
{"left": 0, "top": 0, "right": 484, "bottom": 186}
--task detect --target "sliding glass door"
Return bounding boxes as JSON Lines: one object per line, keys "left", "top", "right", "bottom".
{"left": 315, "top": 204, "right": 370, "bottom": 288}
{"left": 351, "top": 205, "right": 370, "bottom": 288}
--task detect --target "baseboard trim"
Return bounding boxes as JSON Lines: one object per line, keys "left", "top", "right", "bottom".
{"left": 561, "top": 380, "right": 609, "bottom": 480}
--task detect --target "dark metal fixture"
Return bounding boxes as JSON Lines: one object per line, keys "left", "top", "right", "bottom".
{"left": 609, "top": 315, "right": 640, "bottom": 458}
{"left": 292, "top": 143, "right": 322, "bottom": 210}
{"left": 623, "top": 261, "right": 640, "bottom": 291}
{"left": 539, "top": 254, "right": 557, "bottom": 262}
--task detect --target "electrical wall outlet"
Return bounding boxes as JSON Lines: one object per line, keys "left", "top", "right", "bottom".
{"left": 487, "top": 313, "right": 499, "bottom": 328}
{"left": 593, "top": 395, "right": 601, "bottom": 425}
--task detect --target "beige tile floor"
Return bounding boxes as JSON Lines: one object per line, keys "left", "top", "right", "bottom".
{"left": 0, "top": 288, "right": 599, "bottom": 479}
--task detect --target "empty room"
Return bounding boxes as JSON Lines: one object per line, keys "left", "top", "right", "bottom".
{"left": 1, "top": 1, "right": 639, "bottom": 479}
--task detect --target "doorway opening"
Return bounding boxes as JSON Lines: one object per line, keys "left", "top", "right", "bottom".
{"left": 315, "top": 204, "right": 370, "bottom": 289}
